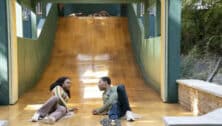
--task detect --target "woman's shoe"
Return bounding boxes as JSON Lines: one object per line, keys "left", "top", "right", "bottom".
{"left": 40, "top": 116, "right": 56, "bottom": 124}
{"left": 31, "top": 112, "right": 40, "bottom": 122}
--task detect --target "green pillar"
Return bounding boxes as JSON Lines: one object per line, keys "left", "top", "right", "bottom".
{"left": 144, "top": 1, "right": 149, "bottom": 38}
{"left": 166, "top": 0, "right": 181, "bottom": 102}
{"left": 155, "top": 0, "right": 161, "bottom": 36}
{"left": 0, "top": 0, "right": 10, "bottom": 105}
{"left": 120, "top": 4, "right": 127, "bottom": 16}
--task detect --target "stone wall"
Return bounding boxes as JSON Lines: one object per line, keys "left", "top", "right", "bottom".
{"left": 178, "top": 79, "right": 222, "bottom": 115}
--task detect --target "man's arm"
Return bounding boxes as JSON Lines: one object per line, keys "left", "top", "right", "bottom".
{"left": 95, "top": 90, "right": 118, "bottom": 114}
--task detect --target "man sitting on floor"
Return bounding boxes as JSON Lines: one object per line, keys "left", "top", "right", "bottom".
{"left": 92, "top": 77, "right": 139, "bottom": 125}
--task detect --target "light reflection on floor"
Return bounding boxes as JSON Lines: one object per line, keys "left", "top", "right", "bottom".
{"left": 83, "top": 86, "right": 103, "bottom": 99}
{"left": 82, "top": 70, "right": 108, "bottom": 79}
{"left": 77, "top": 54, "right": 110, "bottom": 100}
{"left": 24, "top": 104, "right": 42, "bottom": 111}
{"left": 77, "top": 54, "right": 110, "bottom": 61}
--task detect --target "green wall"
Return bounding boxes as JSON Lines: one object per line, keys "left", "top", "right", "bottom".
{"left": 40, "top": 0, "right": 139, "bottom": 4}
{"left": 0, "top": 0, "right": 9, "bottom": 105}
{"left": 17, "top": 4, "right": 58, "bottom": 95}
{"left": 128, "top": 1, "right": 182, "bottom": 102}
{"left": 127, "top": 4, "right": 161, "bottom": 91}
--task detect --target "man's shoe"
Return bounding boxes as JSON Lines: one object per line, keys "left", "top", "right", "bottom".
{"left": 111, "top": 119, "right": 121, "bottom": 126}
{"left": 100, "top": 118, "right": 109, "bottom": 126}
{"left": 126, "top": 111, "right": 135, "bottom": 122}
{"left": 100, "top": 118, "right": 121, "bottom": 126}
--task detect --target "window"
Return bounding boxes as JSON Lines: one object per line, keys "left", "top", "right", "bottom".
{"left": 36, "top": 2, "right": 43, "bottom": 16}
{"left": 22, "top": 7, "right": 31, "bottom": 21}
{"left": 140, "top": 2, "right": 145, "bottom": 17}
{"left": 144, "top": 0, "right": 161, "bottom": 38}
{"left": 46, "top": 3, "right": 52, "bottom": 16}
{"left": 16, "top": 2, "right": 53, "bottom": 39}
{"left": 137, "top": 2, "right": 145, "bottom": 17}
{"left": 22, "top": 6, "right": 32, "bottom": 38}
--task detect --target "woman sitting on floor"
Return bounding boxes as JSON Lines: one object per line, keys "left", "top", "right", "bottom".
{"left": 31, "top": 76, "right": 77, "bottom": 124}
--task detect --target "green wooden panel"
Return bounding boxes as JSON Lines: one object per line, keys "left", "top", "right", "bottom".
{"left": 0, "top": 0, "right": 9, "bottom": 105}
{"left": 142, "top": 37, "right": 161, "bottom": 91}
{"left": 17, "top": 4, "right": 58, "bottom": 96}
{"left": 40, "top": 0, "right": 140, "bottom": 4}
{"left": 128, "top": 1, "right": 182, "bottom": 102}
{"left": 166, "top": 0, "right": 181, "bottom": 102}
{"left": 127, "top": 4, "right": 161, "bottom": 92}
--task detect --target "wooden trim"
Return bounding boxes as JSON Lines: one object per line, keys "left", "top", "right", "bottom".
{"left": 7, "top": 0, "right": 18, "bottom": 104}
{"left": 160, "top": 0, "right": 168, "bottom": 102}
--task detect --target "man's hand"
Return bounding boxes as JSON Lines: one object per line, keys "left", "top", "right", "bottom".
{"left": 92, "top": 109, "right": 99, "bottom": 115}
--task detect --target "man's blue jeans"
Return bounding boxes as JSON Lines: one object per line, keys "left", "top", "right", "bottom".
{"left": 108, "top": 85, "right": 131, "bottom": 120}
{"left": 109, "top": 103, "right": 120, "bottom": 120}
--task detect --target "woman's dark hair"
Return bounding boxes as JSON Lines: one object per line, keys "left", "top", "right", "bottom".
{"left": 50, "top": 76, "right": 71, "bottom": 97}
{"left": 101, "top": 76, "right": 111, "bottom": 85}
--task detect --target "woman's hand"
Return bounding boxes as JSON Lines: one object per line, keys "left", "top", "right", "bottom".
{"left": 68, "top": 107, "right": 79, "bottom": 112}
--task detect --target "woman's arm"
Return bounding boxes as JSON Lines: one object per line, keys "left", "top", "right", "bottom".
{"left": 53, "top": 86, "right": 69, "bottom": 108}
